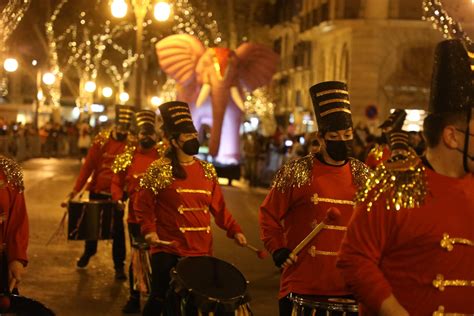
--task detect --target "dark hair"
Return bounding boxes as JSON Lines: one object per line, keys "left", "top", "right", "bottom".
{"left": 423, "top": 112, "right": 468, "bottom": 148}
{"left": 165, "top": 132, "right": 187, "bottom": 179}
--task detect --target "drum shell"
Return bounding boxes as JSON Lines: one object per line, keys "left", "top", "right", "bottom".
{"left": 289, "top": 294, "right": 358, "bottom": 315}
{"left": 171, "top": 256, "right": 250, "bottom": 314}
{"left": 67, "top": 201, "right": 117, "bottom": 240}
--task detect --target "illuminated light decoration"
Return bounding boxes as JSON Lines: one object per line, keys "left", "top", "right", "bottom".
{"left": 422, "top": 0, "right": 472, "bottom": 44}
{"left": 84, "top": 80, "right": 97, "bottom": 93}
{"left": 102, "top": 86, "right": 113, "bottom": 98}
{"left": 119, "top": 91, "right": 130, "bottom": 103}
{"left": 31, "top": 59, "right": 38, "bottom": 66}
{"left": 37, "top": 90, "right": 44, "bottom": 101}
{"left": 42, "top": 72, "right": 56, "bottom": 85}
{"left": 91, "top": 103, "right": 105, "bottom": 113}
{"left": 72, "top": 107, "right": 81, "bottom": 119}
{"left": 111, "top": 0, "right": 128, "bottom": 18}
{"left": 3, "top": 58, "right": 18, "bottom": 72}
{"left": 150, "top": 96, "right": 163, "bottom": 107}
{"left": 99, "top": 115, "right": 109, "bottom": 122}
{"left": 154, "top": 2, "right": 171, "bottom": 22}
{"left": 16, "top": 113, "right": 26, "bottom": 125}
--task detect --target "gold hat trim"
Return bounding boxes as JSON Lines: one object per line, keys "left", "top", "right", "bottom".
{"left": 319, "top": 98, "right": 350, "bottom": 107}
{"left": 168, "top": 105, "right": 189, "bottom": 111}
{"left": 468, "top": 50, "right": 474, "bottom": 58}
{"left": 137, "top": 122, "right": 154, "bottom": 127}
{"left": 118, "top": 108, "right": 134, "bottom": 114}
{"left": 174, "top": 118, "right": 193, "bottom": 125}
{"left": 320, "top": 108, "right": 352, "bottom": 118}
{"left": 315, "top": 89, "right": 349, "bottom": 97}
{"left": 171, "top": 111, "right": 192, "bottom": 118}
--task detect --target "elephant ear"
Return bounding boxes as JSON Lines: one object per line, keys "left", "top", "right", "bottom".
{"left": 235, "top": 43, "right": 279, "bottom": 91}
{"left": 156, "top": 34, "right": 205, "bottom": 89}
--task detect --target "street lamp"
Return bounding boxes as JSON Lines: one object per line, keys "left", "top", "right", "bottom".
{"left": 42, "top": 72, "right": 56, "bottom": 85}
{"left": 120, "top": 91, "right": 130, "bottom": 103}
{"left": 84, "top": 80, "right": 97, "bottom": 93}
{"left": 3, "top": 58, "right": 19, "bottom": 72}
{"left": 102, "top": 86, "right": 113, "bottom": 98}
{"left": 150, "top": 95, "right": 162, "bottom": 107}
{"left": 110, "top": 0, "right": 171, "bottom": 109}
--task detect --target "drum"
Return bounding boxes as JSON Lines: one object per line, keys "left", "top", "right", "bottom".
{"left": 130, "top": 234, "right": 152, "bottom": 294}
{"left": 170, "top": 256, "right": 252, "bottom": 316}
{"left": 288, "top": 293, "right": 358, "bottom": 316}
{"left": 67, "top": 200, "right": 117, "bottom": 240}
{"left": 0, "top": 294, "right": 55, "bottom": 316}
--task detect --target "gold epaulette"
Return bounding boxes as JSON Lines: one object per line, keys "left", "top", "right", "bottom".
{"left": 349, "top": 158, "right": 371, "bottom": 189}
{"left": 272, "top": 155, "right": 315, "bottom": 192}
{"left": 111, "top": 144, "right": 136, "bottom": 174}
{"left": 356, "top": 149, "right": 427, "bottom": 211}
{"left": 368, "top": 144, "right": 386, "bottom": 161}
{"left": 0, "top": 155, "right": 24, "bottom": 192}
{"left": 93, "top": 128, "right": 112, "bottom": 146}
{"left": 198, "top": 160, "right": 218, "bottom": 181}
{"left": 139, "top": 157, "right": 173, "bottom": 194}
{"left": 155, "top": 141, "right": 169, "bottom": 157}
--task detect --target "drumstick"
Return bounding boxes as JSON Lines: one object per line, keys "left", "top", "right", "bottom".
{"left": 291, "top": 207, "right": 341, "bottom": 256}
{"left": 245, "top": 244, "right": 269, "bottom": 259}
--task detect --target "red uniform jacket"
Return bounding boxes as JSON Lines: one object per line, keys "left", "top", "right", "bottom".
{"left": 337, "top": 167, "right": 474, "bottom": 315}
{"left": 73, "top": 131, "right": 127, "bottom": 194}
{"left": 0, "top": 157, "right": 28, "bottom": 265}
{"left": 134, "top": 158, "right": 242, "bottom": 257}
{"left": 111, "top": 146, "right": 161, "bottom": 223}
{"left": 365, "top": 144, "right": 390, "bottom": 169}
{"left": 259, "top": 155, "right": 369, "bottom": 298}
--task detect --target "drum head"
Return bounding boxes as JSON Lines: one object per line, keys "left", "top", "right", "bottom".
{"left": 2, "top": 295, "right": 55, "bottom": 316}
{"left": 172, "top": 256, "right": 249, "bottom": 312}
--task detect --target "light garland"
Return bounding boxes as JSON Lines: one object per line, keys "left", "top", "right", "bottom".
{"left": 422, "top": 0, "right": 472, "bottom": 44}
{"left": 158, "top": 79, "right": 177, "bottom": 103}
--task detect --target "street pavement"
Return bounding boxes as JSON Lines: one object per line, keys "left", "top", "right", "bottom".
{"left": 18, "top": 158, "right": 280, "bottom": 315}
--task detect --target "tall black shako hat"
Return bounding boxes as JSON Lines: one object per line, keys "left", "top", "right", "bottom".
{"left": 136, "top": 110, "right": 156, "bottom": 134}
{"left": 429, "top": 39, "right": 474, "bottom": 115}
{"left": 115, "top": 104, "right": 135, "bottom": 128}
{"left": 379, "top": 109, "right": 407, "bottom": 130}
{"left": 159, "top": 101, "right": 197, "bottom": 135}
{"left": 309, "top": 81, "right": 353, "bottom": 133}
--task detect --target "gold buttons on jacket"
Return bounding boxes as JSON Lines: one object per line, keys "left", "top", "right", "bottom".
{"left": 432, "top": 274, "right": 474, "bottom": 291}
{"left": 179, "top": 226, "right": 211, "bottom": 233}
{"left": 440, "top": 233, "right": 474, "bottom": 251}
{"left": 308, "top": 246, "right": 338, "bottom": 257}
{"left": 310, "top": 193, "right": 355, "bottom": 206}
{"left": 177, "top": 205, "right": 209, "bottom": 214}
{"left": 433, "top": 305, "right": 471, "bottom": 316}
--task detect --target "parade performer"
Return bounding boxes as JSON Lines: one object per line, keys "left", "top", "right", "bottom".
{"left": 66, "top": 105, "right": 133, "bottom": 279}
{"left": 365, "top": 109, "right": 406, "bottom": 168}
{"left": 258, "top": 81, "right": 369, "bottom": 316}
{"left": 337, "top": 39, "right": 474, "bottom": 315}
{"left": 0, "top": 155, "right": 28, "bottom": 293}
{"left": 134, "top": 101, "right": 248, "bottom": 316}
{"left": 111, "top": 109, "right": 166, "bottom": 313}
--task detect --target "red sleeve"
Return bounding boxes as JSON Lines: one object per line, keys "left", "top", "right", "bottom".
{"left": 336, "top": 198, "right": 395, "bottom": 312}
{"left": 5, "top": 186, "right": 29, "bottom": 265}
{"left": 111, "top": 171, "right": 126, "bottom": 201}
{"left": 258, "top": 187, "right": 290, "bottom": 253}
{"left": 134, "top": 188, "right": 157, "bottom": 236}
{"left": 73, "top": 143, "right": 101, "bottom": 192}
{"left": 209, "top": 182, "right": 242, "bottom": 238}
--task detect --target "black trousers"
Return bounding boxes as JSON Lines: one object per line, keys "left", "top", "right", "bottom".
{"left": 82, "top": 192, "right": 126, "bottom": 270}
{"left": 127, "top": 222, "right": 141, "bottom": 300}
{"left": 279, "top": 295, "right": 358, "bottom": 316}
{"left": 143, "top": 252, "right": 180, "bottom": 316}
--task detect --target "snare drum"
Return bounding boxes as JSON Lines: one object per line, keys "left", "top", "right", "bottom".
{"left": 288, "top": 293, "right": 358, "bottom": 316}
{"left": 170, "top": 256, "right": 252, "bottom": 316}
{"left": 67, "top": 200, "right": 117, "bottom": 240}
{"left": 1, "top": 294, "right": 55, "bottom": 316}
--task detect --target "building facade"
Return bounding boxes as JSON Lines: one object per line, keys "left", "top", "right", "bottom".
{"left": 269, "top": 0, "right": 449, "bottom": 132}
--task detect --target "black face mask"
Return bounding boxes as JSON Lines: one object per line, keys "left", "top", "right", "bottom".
{"left": 115, "top": 132, "right": 127, "bottom": 142}
{"left": 139, "top": 138, "right": 156, "bottom": 149}
{"left": 325, "top": 140, "right": 353, "bottom": 161}
{"left": 180, "top": 138, "right": 200, "bottom": 156}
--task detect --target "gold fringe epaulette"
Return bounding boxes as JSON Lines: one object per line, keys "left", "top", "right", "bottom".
{"left": 356, "top": 149, "right": 427, "bottom": 211}
{"left": 198, "top": 160, "right": 218, "bottom": 181}
{"left": 93, "top": 128, "right": 112, "bottom": 146}
{"left": 349, "top": 158, "right": 371, "bottom": 189}
{"left": 272, "top": 155, "right": 315, "bottom": 192}
{"left": 0, "top": 155, "right": 24, "bottom": 192}
{"left": 111, "top": 144, "right": 136, "bottom": 174}
{"left": 139, "top": 158, "right": 173, "bottom": 194}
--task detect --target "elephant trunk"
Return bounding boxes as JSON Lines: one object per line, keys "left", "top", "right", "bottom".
{"left": 208, "top": 84, "right": 230, "bottom": 157}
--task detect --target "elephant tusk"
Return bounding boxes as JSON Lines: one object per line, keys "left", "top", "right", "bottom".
{"left": 196, "top": 83, "right": 211, "bottom": 108}
{"left": 230, "top": 86, "right": 245, "bottom": 112}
